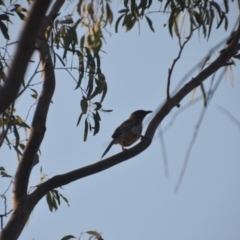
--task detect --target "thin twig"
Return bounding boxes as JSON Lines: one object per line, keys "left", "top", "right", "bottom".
{"left": 16, "top": 60, "right": 41, "bottom": 98}
{"left": 174, "top": 70, "right": 224, "bottom": 193}
{"left": 166, "top": 25, "right": 198, "bottom": 100}
{"left": 0, "top": 208, "right": 13, "bottom": 230}
{"left": 0, "top": 180, "right": 14, "bottom": 231}
{"left": 216, "top": 105, "right": 240, "bottom": 130}
{"left": 158, "top": 126, "right": 169, "bottom": 178}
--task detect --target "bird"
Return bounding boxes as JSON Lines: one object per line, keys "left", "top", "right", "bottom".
{"left": 101, "top": 110, "right": 152, "bottom": 158}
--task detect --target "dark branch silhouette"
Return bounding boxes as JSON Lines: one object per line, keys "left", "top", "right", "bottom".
{"left": 0, "top": 0, "right": 52, "bottom": 114}
{"left": 0, "top": 1, "right": 64, "bottom": 239}
{"left": 0, "top": 2, "right": 239, "bottom": 240}
{"left": 30, "top": 18, "right": 240, "bottom": 208}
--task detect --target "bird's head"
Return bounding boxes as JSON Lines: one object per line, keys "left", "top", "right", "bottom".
{"left": 130, "top": 110, "right": 152, "bottom": 121}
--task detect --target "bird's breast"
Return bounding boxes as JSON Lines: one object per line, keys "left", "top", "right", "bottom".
{"left": 118, "top": 125, "right": 142, "bottom": 147}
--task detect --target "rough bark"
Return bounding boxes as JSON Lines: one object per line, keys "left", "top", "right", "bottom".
{"left": 0, "top": 0, "right": 52, "bottom": 114}
{"left": 31, "top": 21, "right": 240, "bottom": 204}
{"left": 0, "top": 1, "right": 239, "bottom": 239}
{"left": 0, "top": 1, "right": 64, "bottom": 240}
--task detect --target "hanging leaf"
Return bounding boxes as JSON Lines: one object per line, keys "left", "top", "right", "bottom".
{"left": 30, "top": 88, "right": 38, "bottom": 100}
{"left": 13, "top": 124, "right": 20, "bottom": 148}
{"left": 72, "top": 17, "right": 83, "bottom": 30}
{"left": 0, "top": 167, "right": 12, "bottom": 178}
{"left": 88, "top": 79, "right": 100, "bottom": 100}
{"left": 76, "top": 112, "right": 83, "bottom": 126}
{"left": 93, "top": 113, "right": 100, "bottom": 135}
{"left": 95, "top": 110, "right": 101, "bottom": 121}
{"left": 94, "top": 102, "right": 102, "bottom": 111}
{"left": 223, "top": 0, "right": 229, "bottom": 13}
{"left": 75, "top": 50, "right": 84, "bottom": 89}
{"left": 207, "top": 8, "right": 214, "bottom": 39}
{"left": 192, "top": 10, "right": 202, "bottom": 26}
{"left": 16, "top": 12, "right": 25, "bottom": 20}
{"left": 84, "top": 118, "right": 88, "bottom": 141}
{"left": 145, "top": 16, "right": 155, "bottom": 32}
{"left": 164, "top": 0, "right": 172, "bottom": 11}
{"left": 0, "top": 21, "right": 9, "bottom": 40}
{"left": 124, "top": 0, "right": 129, "bottom": 8}
{"left": 115, "top": 14, "right": 125, "bottom": 33}
{"left": 86, "top": 231, "right": 103, "bottom": 240}
{"left": 210, "top": 1, "right": 222, "bottom": 18}
{"left": 101, "top": 109, "right": 113, "bottom": 113}
{"left": 46, "top": 192, "right": 54, "bottom": 212}
{"left": 200, "top": 83, "right": 207, "bottom": 107}
{"left": 168, "top": 8, "right": 181, "bottom": 37}
{"left": 118, "top": 9, "right": 129, "bottom": 13}
{"left": 59, "top": 193, "right": 70, "bottom": 207}
{"left": 61, "top": 235, "right": 76, "bottom": 240}
{"left": 216, "top": 12, "right": 225, "bottom": 29}
{"left": 223, "top": 14, "right": 228, "bottom": 30}
{"left": 106, "top": 3, "right": 113, "bottom": 24}
{"left": 80, "top": 97, "right": 88, "bottom": 114}
{"left": 0, "top": 14, "right": 12, "bottom": 23}
{"left": 100, "top": 81, "right": 108, "bottom": 103}
{"left": 87, "top": 76, "right": 94, "bottom": 98}
{"left": 55, "top": 53, "right": 66, "bottom": 66}
{"left": 126, "top": 18, "right": 136, "bottom": 31}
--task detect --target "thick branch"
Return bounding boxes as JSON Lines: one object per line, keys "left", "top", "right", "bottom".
{"left": 11, "top": 0, "right": 64, "bottom": 209}
{"left": 0, "top": 22, "right": 55, "bottom": 240}
{"left": 12, "top": 20, "right": 55, "bottom": 210}
{"left": 31, "top": 19, "right": 240, "bottom": 202}
{"left": 1, "top": 7, "right": 239, "bottom": 240}
{"left": 0, "top": 1, "right": 64, "bottom": 240}
{"left": 0, "top": 0, "right": 51, "bottom": 114}
{"left": 167, "top": 26, "right": 196, "bottom": 99}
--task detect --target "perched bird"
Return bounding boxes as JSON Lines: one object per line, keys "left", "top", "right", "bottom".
{"left": 101, "top": 110, "right": 152, "bottom": 158}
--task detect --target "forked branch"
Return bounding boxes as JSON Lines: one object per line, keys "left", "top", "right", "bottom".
{"left": 0, "top": 0, "right": 52, "bottom": 114}
{"left": 0, "top": 1, "right": 64, "bottom": 240}
{"left": 31, "top": 19, "right": 240, "bottom": 203}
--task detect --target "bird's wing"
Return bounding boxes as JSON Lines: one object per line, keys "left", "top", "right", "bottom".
{"left": 112, "top": 119, "right": 141, "bottom": 139}
{"left": 101, "top": 139, "right": 115, "bottom": 159}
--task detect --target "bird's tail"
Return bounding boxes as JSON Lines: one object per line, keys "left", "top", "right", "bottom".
{"left": 101, "top": 139, "right": 115, "bottom": 158}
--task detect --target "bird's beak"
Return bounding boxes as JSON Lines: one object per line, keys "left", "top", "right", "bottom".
{"left": 144, "top": 111, "right": 152, "bottom": 115}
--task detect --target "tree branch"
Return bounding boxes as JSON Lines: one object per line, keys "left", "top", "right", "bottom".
{"left": 12, "top": 12, "right": 59, "bottom": 213}
{"left": 1, "top": 5, "right": 239, "bottom": 240}
{"left": 31, "top": 18, "right": 240, "bottom": 202}
{"left": 175, "top": 70, "right": 224, "bottom": 193}
{"left": 0, "top": 1, "right": 64, "bottom": 240}
{"left": 0, "top": 0, "right": 52, "bottom": 114}
{"left": 166, "top": 23, "right": 198, "bottom": 100}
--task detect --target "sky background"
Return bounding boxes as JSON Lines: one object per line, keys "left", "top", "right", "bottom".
{"left": 1, "top": 1, "right": 240, "bottom": 240}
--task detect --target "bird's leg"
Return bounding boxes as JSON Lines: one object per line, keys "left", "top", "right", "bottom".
{"left": 122, "top": 146, "right": 126, "bottom": 151}
{"left": 140, "top": 135, "right": 147, "bottom": 140}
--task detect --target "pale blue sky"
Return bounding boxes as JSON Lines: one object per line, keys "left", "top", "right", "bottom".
{"left": 1, "top": 1, "right": 240, "bottom": 240}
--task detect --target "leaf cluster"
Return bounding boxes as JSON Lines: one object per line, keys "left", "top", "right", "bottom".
{"left": 0, "top": 2, "right": 27, "bottom": 40}
{"left": 115, "top": 0, "right": 232, "bottom": 38}
{"left": 115, "top": 0, "right": 155, "bottom": 32}
{"left": 45, "top": 1, "right": 113, "bottom": 141}
{"left": 0, "top": 106, "right": 30, "bottom": 159}
{"left": 0, "top": 2, "right": 37, "bottom": 162}
{"left": 162, "top": 0, "right": 230, "bottom": 38}
{"left": 0, "top": 166, "right": 12, "bottom": 178}
{"left": 61, "top": 230, "right": 104, "bottom": 240}
{"left": 46, "top": 189, "right": 69, "bottom": 212}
